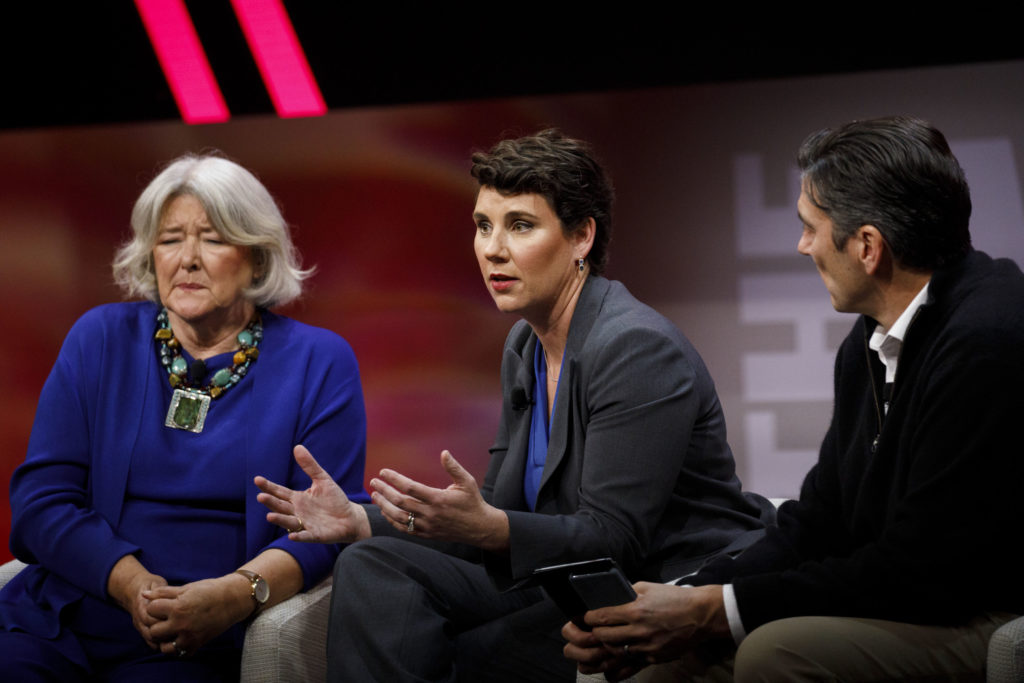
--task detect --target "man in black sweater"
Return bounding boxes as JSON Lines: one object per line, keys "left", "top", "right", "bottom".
{"left": 563, "top": 117, "right": 1024, "bottom": 682}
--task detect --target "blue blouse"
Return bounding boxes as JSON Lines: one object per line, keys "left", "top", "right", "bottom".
{"left": 524, "top": 342, "right": 561, "bottom": 511}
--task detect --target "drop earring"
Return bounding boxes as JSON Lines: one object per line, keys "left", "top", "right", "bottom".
{"left": 577, "top": 258, "right": 585, "bottom": 273}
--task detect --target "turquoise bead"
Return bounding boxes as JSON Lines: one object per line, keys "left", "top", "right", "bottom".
{"left": 212, "top": 368, "right": 233, "bottom": 387}
{"left": 237, "top": 330, "right": 254, "bottom": 347}
{"left": 171, "top": 356, "right": 188, "bottom": 375}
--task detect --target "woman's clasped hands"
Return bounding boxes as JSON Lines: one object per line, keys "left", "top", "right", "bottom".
{"left": 108, "top": 555, "right": 168, "bottom": 651}
{"left": 142, "top": 575, "right": 254, "bottom": 657}
{"left": 109, "top": 555, "right": 255, "bottom": 658}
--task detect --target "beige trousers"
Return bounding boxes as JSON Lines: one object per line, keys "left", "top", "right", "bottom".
{"left": 629, "top": 612, "right": 1017, "bottom": 683}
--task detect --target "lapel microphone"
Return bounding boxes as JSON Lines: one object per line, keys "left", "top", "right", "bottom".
{"left": 189, "top": 358, "right": 208, "bottom": 383}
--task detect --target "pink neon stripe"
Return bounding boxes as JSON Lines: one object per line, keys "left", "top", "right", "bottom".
{"left": 230, "top": 0, "right": 327, "bottom": 118}
{"left": 134, "top": 0, "right": 230, "bottom": 124}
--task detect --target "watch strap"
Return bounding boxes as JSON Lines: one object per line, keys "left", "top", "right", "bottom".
{"left": 235, "top": 568, "right": 268, "bottom": 616}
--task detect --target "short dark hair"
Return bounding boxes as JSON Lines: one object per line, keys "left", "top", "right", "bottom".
{"left": 798, "top": 116, "right": 972, "bottom": 270}
{"left": 470, "top": 129, "right": 614, "bottom": 275}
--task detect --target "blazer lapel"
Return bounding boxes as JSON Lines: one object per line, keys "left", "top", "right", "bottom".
{"left": 539, "top": 357, "right": 574, "bottom": 492}
{"left": 536, "top": 277, "right": 609, "bottom": 498}
{"left": 490, "top": 333, "right": 536, "bottom": 510}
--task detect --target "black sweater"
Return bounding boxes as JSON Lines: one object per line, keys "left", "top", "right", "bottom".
{"left": 697, "top": 250, "right": 1024, "bottom": 631}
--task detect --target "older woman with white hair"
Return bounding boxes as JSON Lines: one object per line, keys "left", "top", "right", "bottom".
{"left": 0, "top": 153, "right": 368, "bottom": 681}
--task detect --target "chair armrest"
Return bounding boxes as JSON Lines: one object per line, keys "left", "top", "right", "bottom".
{"left": 240, "top": 576, "right": 333, "bottom": 683}
{"left": 0, "top": 559, "right": 28, "bottom": 589}
{"left": 988, "top": 615, "right": 1024, "bottom": 683}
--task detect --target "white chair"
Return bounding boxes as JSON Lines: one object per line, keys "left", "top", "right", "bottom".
{"left": 987, "top": 617, "right": 1024, "bottom": 683}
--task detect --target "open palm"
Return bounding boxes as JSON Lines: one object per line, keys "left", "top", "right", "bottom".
{"left": 255, "top": 445, "right": 369, "bottom": 544}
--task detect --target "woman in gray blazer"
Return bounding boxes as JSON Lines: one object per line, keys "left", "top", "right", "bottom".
{"left": 255, "top": 130, "right": 771, "bottom": 681}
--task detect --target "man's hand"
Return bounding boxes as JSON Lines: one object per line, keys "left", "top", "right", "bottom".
{"left": 563, "top": 619, "right": 649, "bottom": 681}
{"left": 576, "top": 583, "right": 730, "bottom": 665}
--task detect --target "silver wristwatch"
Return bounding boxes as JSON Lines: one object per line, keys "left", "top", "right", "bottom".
{"left": 235, "top": 569, "right": 269, "bottom": 616}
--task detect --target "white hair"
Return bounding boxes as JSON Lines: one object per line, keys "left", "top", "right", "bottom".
{"left": 113, "top": 153, "right": 312, "bottom": 307}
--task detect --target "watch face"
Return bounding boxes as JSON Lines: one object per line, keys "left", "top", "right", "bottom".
{"left": 254, "top": 578, "right": 269, "bottom": 604}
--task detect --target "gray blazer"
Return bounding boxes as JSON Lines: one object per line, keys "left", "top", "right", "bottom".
{"left": 482, "top": 276, "right": 769, "bottom": 588}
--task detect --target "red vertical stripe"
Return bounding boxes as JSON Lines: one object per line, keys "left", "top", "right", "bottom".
{"left": 134, "top": 0, "right": 230, "bottom": 124}
{"left": 230, "top": 0, "right": 327, "bottom": 118}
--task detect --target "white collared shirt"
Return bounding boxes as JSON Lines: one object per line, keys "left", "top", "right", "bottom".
{"left": 868, "top": 282, "right": 932, "bottom": 388}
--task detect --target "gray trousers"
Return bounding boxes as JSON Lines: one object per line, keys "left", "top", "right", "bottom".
{"left": 327, "top": 536, "right": 577, "bottom": 682}
{"left": 630, "top": 611, "right": 1018, "bottom": 683}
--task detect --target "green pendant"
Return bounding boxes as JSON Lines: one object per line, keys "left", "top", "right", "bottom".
{"left": 165, "top": 389, "right": 211, "bottom": 433}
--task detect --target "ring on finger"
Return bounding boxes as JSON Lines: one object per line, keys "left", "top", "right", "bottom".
{"left": 293, "top": 516, "right": 305, "bottom": 533}
{"left": 173, "top": 640, "right": 187, "bottom": 658}
{"left": 406, "top": 512, "right": 416, "bottom": 533}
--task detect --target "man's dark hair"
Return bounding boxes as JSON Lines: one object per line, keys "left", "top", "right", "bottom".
{"left": 798, "top": 116, "right": 972, "bottom": 270}
{"left": 470, "top": 129, "right": 614, "bottom": 275}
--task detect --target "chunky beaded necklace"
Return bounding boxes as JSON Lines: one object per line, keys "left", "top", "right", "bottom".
{"left": 155, "top": 307, "right": 262, "bottom": 433}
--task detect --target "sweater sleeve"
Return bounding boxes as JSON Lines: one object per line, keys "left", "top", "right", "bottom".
{"left": 8, "top": 314, "right": 141, "bottom": 599}
{"left": 260, "top": 332, "right": 370, "bottom": 589}
{"left": 694, "top": 344, "right": 853, "bottom": 589}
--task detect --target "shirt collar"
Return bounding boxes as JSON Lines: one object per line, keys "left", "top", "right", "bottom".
{"left": 869, "top": 281, "right": 931, "bottom": 380}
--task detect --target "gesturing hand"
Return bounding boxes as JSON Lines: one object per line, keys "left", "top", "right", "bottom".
{"left": 370, "top": 450, "right": 510, "bottom": 552}
{"left": 255, "top": 445, "right": 370, "bottom": 544}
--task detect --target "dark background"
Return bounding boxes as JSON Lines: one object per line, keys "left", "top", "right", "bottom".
{"left": 4, "top": 5, "right": 1020, "bottom": 130}
{"left": 2, "top": 4, "right": 1022, "bottom": 561}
